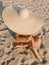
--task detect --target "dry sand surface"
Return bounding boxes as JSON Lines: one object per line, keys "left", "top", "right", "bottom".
{"left": 0, "top": 0, "right": 49, "bottom": 65}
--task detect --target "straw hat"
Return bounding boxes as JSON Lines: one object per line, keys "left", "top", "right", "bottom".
{"left": 2, "top": 5, "right": 44, "bottom": 35}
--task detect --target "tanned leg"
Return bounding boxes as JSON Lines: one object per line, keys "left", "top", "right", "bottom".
{"left": 27, "top": 35, "right": 43, "bottom": 62}
{"left": 31, "top": 39, "right": 42, "bottom": 62}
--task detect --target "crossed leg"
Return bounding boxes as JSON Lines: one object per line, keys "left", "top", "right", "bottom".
{"left": 27, "top": 35, "right": 42, "bottom": 62}
{"left": 14, "top": 34, "right": 43, "bottom": 62}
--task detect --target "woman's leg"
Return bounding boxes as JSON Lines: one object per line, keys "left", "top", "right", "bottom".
{"left": 31, "top": 37, "right": 42, "bottom": 62}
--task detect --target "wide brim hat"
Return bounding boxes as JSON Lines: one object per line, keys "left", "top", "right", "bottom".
{"left": 2, "top": 5, "right": 44, "bottom": 35}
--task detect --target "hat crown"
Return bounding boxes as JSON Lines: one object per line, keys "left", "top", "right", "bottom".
{"left": 20, "top": 8, "right": 30, "bottom": 18}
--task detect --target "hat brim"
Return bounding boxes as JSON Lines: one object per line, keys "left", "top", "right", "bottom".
{"left": 2, "top": 5, "right": 44, "bottom": 35}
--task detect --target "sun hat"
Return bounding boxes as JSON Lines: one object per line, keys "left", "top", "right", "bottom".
{"left": 2, "top": 5, "right": 44, "bottom": 35}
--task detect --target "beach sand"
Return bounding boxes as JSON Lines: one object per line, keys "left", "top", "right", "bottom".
{"left": 0, "top": 0, "right": 49, "bottom": 65}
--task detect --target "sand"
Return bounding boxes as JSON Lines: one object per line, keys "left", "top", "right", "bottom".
{"left": 0, "top": 0, "right": 49, "bottom": 65}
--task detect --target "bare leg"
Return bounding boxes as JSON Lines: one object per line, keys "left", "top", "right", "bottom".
{"left": 14, "top": 43, "right": 29, "bottom": 49}
{"left": 31, "top": 37, "right": 42, "bottom": 62}
{"left": 27, "top": 35, "right": 43, "bottom": 62}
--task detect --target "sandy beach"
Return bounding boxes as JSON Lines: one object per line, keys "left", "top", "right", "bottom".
{"left": 0, "top": 0, "right": 49, "bottom": 65}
